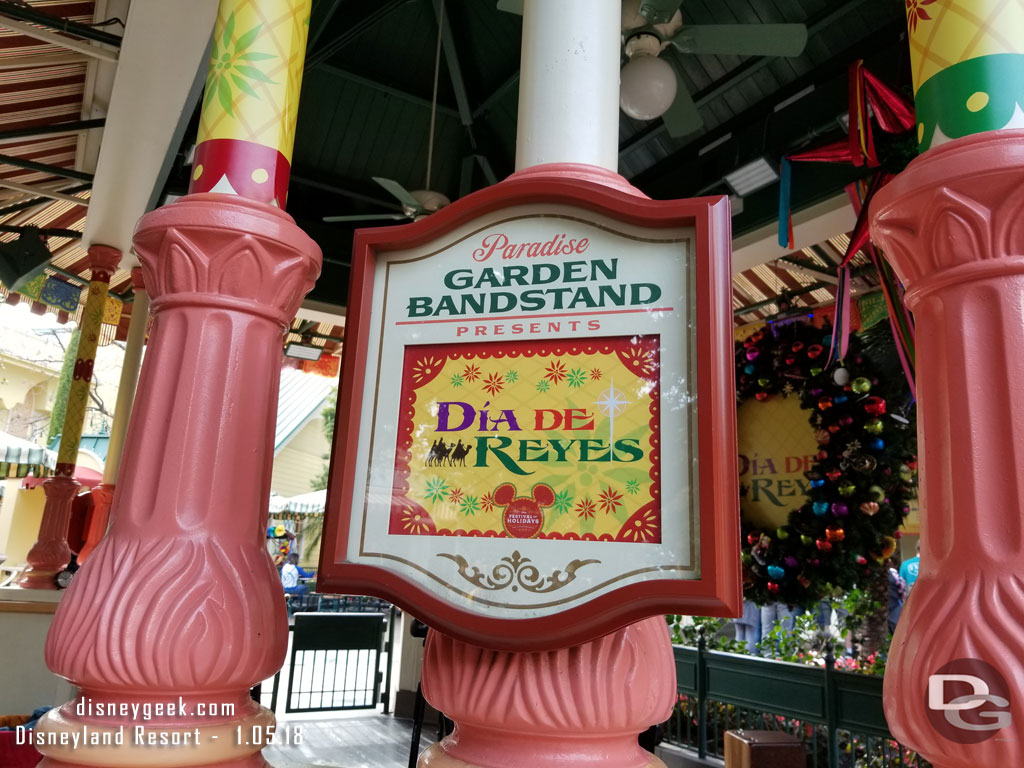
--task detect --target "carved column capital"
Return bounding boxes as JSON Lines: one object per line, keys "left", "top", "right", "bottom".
{"left": 872, "top": 129, "right": 1024, "bottom": 303}
{"left": 132, "top": 193, "right": 320, "bottom": 325}
{"left": 86, "top": 244, "right": 121, "bottom": 283}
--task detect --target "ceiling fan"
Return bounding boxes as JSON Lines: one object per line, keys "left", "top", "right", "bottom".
{"left": 498, "top": 0, "right": 808, "bottom": 139}
{"left": 324, "top": 1, "right": 453, "bottom": 224}
{"left": 322, "top": 178, "right": 451, "bottom": 223}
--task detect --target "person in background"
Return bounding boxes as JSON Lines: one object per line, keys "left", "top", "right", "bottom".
{"left": 887, "top": 558, "right": 907, "bottom": 632}
{"left": 281, "top": 552, "right": 315, "bottom": 595}
{"left": 899, "top": 540, "right": 921, "bottom": 590}
{"left": 731, "top": 599, "right": 762, "bottom": 653}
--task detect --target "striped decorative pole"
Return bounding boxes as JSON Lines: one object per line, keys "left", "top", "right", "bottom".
{"left": 18, "top": 244, "right": 120, "bottom": 589}
{"left": 870, "top": 2, "right": 1024, "bottom": 766}
{"left": 189, "top": 0, "right": 311, "bottom": 207}
{"left": 35, "top": 2, "right": 321, "bottom": 766}
{"left": 909, "top": 0, "right": 1024, "bottom": 152}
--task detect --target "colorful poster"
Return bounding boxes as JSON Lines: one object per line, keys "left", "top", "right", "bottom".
{"left": 737, "top": 394, "right": 819, "bottom": 530}
{"left": 390, "top": 336, "right": 660, "bottom": 542}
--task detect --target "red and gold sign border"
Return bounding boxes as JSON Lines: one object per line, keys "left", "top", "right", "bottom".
{"left": 390, "top": 336, "right": 662, "bottom": 542}
{"left": 318, "top": 173, "right": 739, "bottom": 651}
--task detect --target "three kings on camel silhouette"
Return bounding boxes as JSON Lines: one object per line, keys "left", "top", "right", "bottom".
{"left": 426, "top": 438, "right": 472, "bottom": 467}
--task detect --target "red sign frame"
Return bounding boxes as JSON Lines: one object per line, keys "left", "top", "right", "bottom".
{"left": 318, "top": 174, "right": 739, "bottom": 651}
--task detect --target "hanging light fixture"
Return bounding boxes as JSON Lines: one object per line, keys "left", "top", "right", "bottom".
{"left": 619, "top": 34, "right": 677, "bottom": 121}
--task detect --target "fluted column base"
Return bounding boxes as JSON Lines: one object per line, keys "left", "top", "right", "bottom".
{"left": 418, "top": 616, "right": 675, "bottom": 768}
{"left": 20, "top": 476, "right": 79, "bottom": 589}
{"left": 35, "top": 704, "right": 274, "bottom": 768}
{"left": 79, "top": 483, "right": 115, "bottom": 562}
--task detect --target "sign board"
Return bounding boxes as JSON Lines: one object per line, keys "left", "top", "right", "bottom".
{"left": 319, "top": 176, "right": 739, "bottom": 650}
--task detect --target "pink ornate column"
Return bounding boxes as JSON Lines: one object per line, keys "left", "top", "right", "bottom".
{"left": 419, "top": 616, "right": 675, "bottom": 768}
{"left": 33, "top": 192, "right": 320, "bottom": 767}
{"left": 870, "top": 130, "right": 1024, "bottom": 766}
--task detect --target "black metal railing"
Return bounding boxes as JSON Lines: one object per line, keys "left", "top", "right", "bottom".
{"left": 252, "top": 601, "right": 398, "bottom": 715}
{"left": 664, "top": 638, "right": 931, "bottom": 768}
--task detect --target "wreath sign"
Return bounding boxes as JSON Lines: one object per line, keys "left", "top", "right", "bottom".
{"left": 737, "top": 319, "right": 916, "bottom": 607}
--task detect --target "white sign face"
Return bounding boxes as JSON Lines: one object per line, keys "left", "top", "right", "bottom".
{"left": 342, "top": 203, "right": 699, "bottom": 620}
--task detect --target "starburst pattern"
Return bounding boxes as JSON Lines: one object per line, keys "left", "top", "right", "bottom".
{"left": 425, "top": 477, "right": 448, "bottom": 504}
{"left": 482, "top": 372, "right": 504, "bottom": 396}
{"left": 625, "top": 479, "right": 640, "bottom": 495}
{"left": 504, "top": 370, "right": 519, "bottom": 384}
{"left": 204, "top": 12, "right": 278, "bottom": 118}
{"left": 450, "top": 373, "right": 464, "bottom": 388}
{"left": 460, "top": 495, "right": 479, "bottom": 516}
{"left": 617, "top": 507, "right": 659, "bottom": 543}
{"left": 567, "top": 367, "right": 587, "bottom": 389}
{"left": 412, "top": 355, "right": 444, "bottom": 384}
{"left": 598, "top": 486, "right": 623, "bottom": 514}
{"left": 399, "top": 508, "right": 432, "bottom": 535}
{"left": 590, "top": 368, "right": 603, "bottom": 381}
{"left": 463, "top": 364, "right": 481, "bottom": 382}
{"left": 553, "top": 490, "right": 573, "bottom": 515}
{"left": 576, "top": 497, "right": 597, "bottom": 520}
{"left": 535, "top": 379, "right": 550, "bottom": 393}
{"left": 545, "top": 360, "right": 567, "bottom": 384}
{"left": 448, "top": 487, "right": 464, "bottom": 505}
{"left": 480, "top": 492, "right": 495, "bottom": 513}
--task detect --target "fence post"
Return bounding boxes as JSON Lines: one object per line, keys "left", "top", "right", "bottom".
{"left": 697, "top": 626, "right": 708, "bottom": 760}
{"left": 383, "top": 605, "right": 397, "bottom": 714}
{"left": 824, "top": 650, "right": 839, "bottom": 768}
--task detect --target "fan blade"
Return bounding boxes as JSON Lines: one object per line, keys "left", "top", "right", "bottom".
{"left": 323, "top": 213, "right": 408, "bottom": 223}
{"left": 662, "top": 55, "right": 703, "bottom": 138}
{"left": 496, "top": 0, "right": 523, "bottom": 15}
{"left": 662, "top": 84, "right": 702, "bottom": 138}
{"left": 669, "top": 24, "right": 808, "bottom": 57}
{"left": 373, "top": 176, "right": 426, "bottom": 213}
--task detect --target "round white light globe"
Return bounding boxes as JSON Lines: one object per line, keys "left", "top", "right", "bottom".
{"left": 619, "top": 54, "right": 678, "bottom": 121}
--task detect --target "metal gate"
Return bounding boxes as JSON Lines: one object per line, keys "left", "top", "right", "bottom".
{"left": 285, "top": 612, "right": 387, "bottom": 713}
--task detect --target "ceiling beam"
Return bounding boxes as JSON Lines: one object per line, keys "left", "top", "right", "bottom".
{"left": 0, "top": 183, "right": 90, "bottom": 217}
{"left": 0, "top": 152, "right": 94, "bottom": 182}
{"left": 473, "top": 70, "right": 519, "bottom": 120}
{"left": 306, "top": 0, "right": 413, "bottom": 70}
{"left": 431, "top": 0, "right": 474, "bottom": 131}
{"left": 320, "top": 64, "right": 460, "bottom": 119}
{"left": 0, "top": 52, "right": 89, "bottom": 69}
{"left": 0, "top": 16, "right": 118, "bottom": 63}
{"left": 0, "top": 179, "right": 89, "bottom": 205}
{"left": 734, "top": 282, "right": 831, "bottom": 316}
{"left": 0, "top": 119, "right": 106, "bottom": 145}
{"left": 0, "top": 223, "right": 82, "bottom": 238}
{"left": 0, "top": 0, "right": 122, "bottom": 47}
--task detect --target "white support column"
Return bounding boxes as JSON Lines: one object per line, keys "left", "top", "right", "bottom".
{"left": 515, "top": 0, "right": 621, "bottom": 172}
{"left": 102, "top": 268, "right": 148, "bottom": 486}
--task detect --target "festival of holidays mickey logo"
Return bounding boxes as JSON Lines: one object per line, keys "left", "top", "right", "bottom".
{"left": 736, "top": 317, "right": 917, "bottom": 607}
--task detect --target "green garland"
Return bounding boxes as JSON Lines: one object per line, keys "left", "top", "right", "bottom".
{"left": 738, "top": 318, "right": 917, "bottom": 607}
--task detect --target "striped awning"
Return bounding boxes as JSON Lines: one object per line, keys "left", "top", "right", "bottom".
{"left": 0, "top": 430, "right": 57, "bottom": 470}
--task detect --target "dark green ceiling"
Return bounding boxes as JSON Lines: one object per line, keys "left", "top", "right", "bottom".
{"left": 165, "top": 0, "right": 912, "bottom": 308}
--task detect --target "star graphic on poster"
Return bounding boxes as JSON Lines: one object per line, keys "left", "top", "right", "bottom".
{"left": 594, "top": 380, "right": 629, "bottom": 461}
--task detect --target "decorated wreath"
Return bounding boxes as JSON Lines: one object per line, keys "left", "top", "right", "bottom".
{"left": 738, "top": 316, "right": 917, "bottom": 607}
